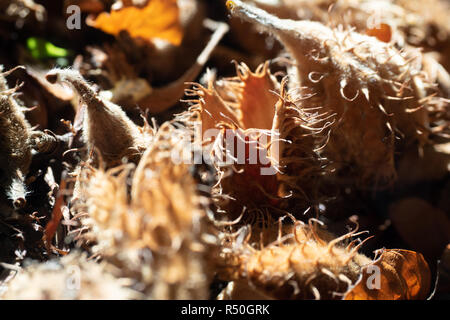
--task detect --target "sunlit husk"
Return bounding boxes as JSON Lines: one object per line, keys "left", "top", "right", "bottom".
{"left": 73, "top": 123, "right": 216, "bottom": 299}
{"left": 45, "top": 68, "right": 153, "bottom": 167}
{"left": 228, "top": 0, "right": 449, "bottom": 188}
{"left": 217, "top": 217, "right": 372, "bottom": 300}
{"left": 178, "top": 62, "right": 327, "bottom": 219}
{"left": 1, "top": 252, "right": 138, "bottom": 300}
{"left": 247, "top": 0, "right": 450, "bottom": 53}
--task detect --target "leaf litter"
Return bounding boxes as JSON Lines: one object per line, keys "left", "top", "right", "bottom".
{"left": 0, "top": 0, "right": 449, "bottom": 300}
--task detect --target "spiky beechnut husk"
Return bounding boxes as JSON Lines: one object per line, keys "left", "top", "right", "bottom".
{"left": 227, "top": 0, "right": 449, "bottom": 189}
{"left": 1, "top": 252, "right": 138, "bottom": 300}
{"left": 73, "top": 123, "right": 217, "bottom": 299}
{"left": 0, "top": 65, "right": 61, "bottom": 210}
{"left": 246, "top": 0, "right": 450, "bottom": 96}
{"left": 247, "top": 0, "right": 450, "bottom": 50}
{"left": 0, "top": 66, "right": 73, "bottom": 210}
{"left": 0, "top": 67, "right": 32, "bottom": 209}
{"left": 177, "top": 62, "right": 329, "bottom": 220}
{"left": 217, "top": 217, "right": 372, "bottom": 300}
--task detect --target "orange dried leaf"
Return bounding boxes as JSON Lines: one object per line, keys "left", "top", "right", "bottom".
{"left": 89, "top": 0, "right": 183, "bottom": 45}
{"left": 43, "top": 179, "right": 66, "bottom": 249}
{"left": 345, "top": 249, "right": 431, "bottom": 300}
{"left": 366, "top": 23, "right": 392, "bottom": 43}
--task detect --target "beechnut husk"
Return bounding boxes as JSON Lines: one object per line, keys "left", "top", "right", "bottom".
{"left": 0, "top": 0, "right": 449, "bottom": 300}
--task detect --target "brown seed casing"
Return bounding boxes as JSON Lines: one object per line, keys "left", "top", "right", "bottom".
{"left": 73, "top": 123, "right": 216, "bottom": 299}
{"left": 45, "top": 68, "right": 148, "bottom": 166}
{"left": 217, "top": 218, "right": 372, "bottom": 300}
{"left": 228, "top": 0, "right": 449, "bottom": 188}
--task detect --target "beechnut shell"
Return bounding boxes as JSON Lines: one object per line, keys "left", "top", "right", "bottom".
{"left": 0, "top": 0, "right": 445, "bottom": 302}
{"left": 46, "top": 68, "right": 152, "bottom": 167}
{"left": 217, "top": 217, "right": 372, "bottom": 300}
{"left": 227, "top": 0, "right": 449, "bottom": 188}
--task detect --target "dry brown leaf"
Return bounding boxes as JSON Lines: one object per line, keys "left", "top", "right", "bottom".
{"left": 88, "top": 0, "right": 183, "bottom": 45}
{"left": 345, "top": 249, "right": 431, "bottom": 300}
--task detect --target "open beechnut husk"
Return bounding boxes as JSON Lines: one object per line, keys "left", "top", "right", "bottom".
{"left": 70, "top": 122, "right": 218, "bottom": 300}
{"left": 225, "top": 0, "right": 449, "bottom": 191}
{"left": 1, "top": 67, "right": 218, "bottom": 299}
{"left": 176, "top": 0, "right": 450, "bottom": 220}
{"left": 216, "top": 215, "right": 430, "bottom": 300}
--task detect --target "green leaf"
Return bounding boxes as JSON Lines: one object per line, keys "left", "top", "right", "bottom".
{"left": 26, "top": 37, "right": 71, "bottom": 59}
